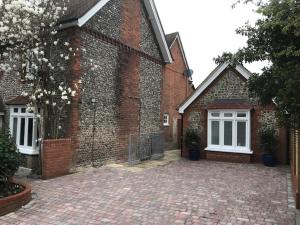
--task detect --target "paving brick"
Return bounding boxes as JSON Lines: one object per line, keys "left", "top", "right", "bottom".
{"left": 0, "top": 160, "right": 296, "bottom": 224}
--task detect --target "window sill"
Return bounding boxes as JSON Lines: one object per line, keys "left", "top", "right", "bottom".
{"left": 163, "top": 124, "right": 170, "bottom": 127}
{"left": 205, "top": 147, "right": 253, "bottom": 155}
{"left": 18, "top": 147, "right": 39, "bottom": 155}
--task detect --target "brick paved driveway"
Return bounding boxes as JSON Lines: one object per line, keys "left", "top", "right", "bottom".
{"left": 0, "top": 160, "right": 295, "bottom": 225}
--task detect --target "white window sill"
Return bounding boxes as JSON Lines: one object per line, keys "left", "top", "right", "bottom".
{"left": 205, "top": 147, "right": 253, "bottom": 155}
{"left": 163, "top": 124, "right": 170, "bottom": 127}
{"left": 18, "top": 147, "right": 39, "bottom": 155}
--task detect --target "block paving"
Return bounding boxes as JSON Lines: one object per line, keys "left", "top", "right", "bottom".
{"left": 0, "top": 159, "right": 295, "bottom": 225}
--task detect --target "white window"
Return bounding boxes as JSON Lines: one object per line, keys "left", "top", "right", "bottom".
{"left": 9, "top": 106, "right": 39, "bottom": 155}
{"left": 163, "top": 113, "right": 169, "bottom": 126}
{"left": 206, "top": 110, "right": 252, "bottom": 154}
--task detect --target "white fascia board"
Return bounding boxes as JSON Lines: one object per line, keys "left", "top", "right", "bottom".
{"left": 178, "top": 62, "right": 230, "bottom": 114}
{"left": 78, "top": 0, "right": 111, "bottom": 27}
{"left": 235, "top": 65, "right": 251, "bottom": 80}
{"left": 144, "top": 0, "right": 173, "bottom": 64}
{"left": 59, "top": 0, "right": 172, "bottom": 63}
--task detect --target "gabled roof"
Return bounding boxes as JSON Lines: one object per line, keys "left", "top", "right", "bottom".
{"left": 165, "top": 32, "right": 189, "bottom": 70}
{"left": 178, "top": 62, "right": 252, "bottom": 114}
{"left": 165, "top": 32, "right": 178, "bottom": 47}
{"left": 5, "top": 96, "right": 29, "bottom": 105}
{"left": 60, "top": 0, "right": 173, "bottom": 64}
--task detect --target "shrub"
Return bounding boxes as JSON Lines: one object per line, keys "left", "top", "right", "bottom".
{"left": 259, "top": 127, "right": 277, "bottom": 155}
{"left": 184, "top": 128, "right": 201, "bottom": 148}
{"left": 0, "top": 132, "right": 21, "bottom": 185}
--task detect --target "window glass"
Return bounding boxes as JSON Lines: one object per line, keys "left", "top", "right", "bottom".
{"left": 211, "top": 112, "right": 220, "bottom": 117}
{"left": 21, "top": 108, "right": 26, "bottom": 113}
{"left": 211, "top": 121, "right": 220, "bottom": 145}
{"left": 237, "top": 112, "right": 247, "bottom": 117}
{"left": 163, "top": 114, "right": 169, "bottom": 125}
{"left": 20, "top": 118, "right": 25, "bottom": 145}
{"left": 237, "top": 121, "right": 246, "bottom": 146}
{"left": 27, "top": 118, "right": 33, "bottom": 147}
{"left": 224, "top": 121, "right": 233, "bottom": 146}
{"left": 14, "top": 108, "right": 18, "bottom": 113}
{"left": 224, "top": 113, "right": 233, "bottom": 117}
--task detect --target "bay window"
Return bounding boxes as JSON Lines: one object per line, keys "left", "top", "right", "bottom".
{"left": 9, "top": 106, "right": 39, "bottom": 155}
{"left": 206, "top": 110, "right": 252, "bottom": 154}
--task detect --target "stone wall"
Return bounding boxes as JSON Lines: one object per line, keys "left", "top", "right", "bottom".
{"left": 77, "top": 31, "right": 119, "bottom": 166}
{"left": 199, "top": 69, "right": 250, "bottom": 106}
{"left": 84, "top": 0, "right": 121, "bottom": 40}
{"left": 140, "top": 4, "right": 161, "bottom": 60}
{"left": 139, "top": 58, "right": 162, "bottom": 134}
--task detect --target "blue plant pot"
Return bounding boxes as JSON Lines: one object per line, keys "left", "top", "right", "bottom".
{"left": 189, "top": 145, "right": 200, "bottom": 161}
{"left": 262, "top": 153, "right": 276, "bottom": 167}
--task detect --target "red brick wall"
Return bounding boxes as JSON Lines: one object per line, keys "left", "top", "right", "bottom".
{"left": 42, "top": 139, "right": 72, "bottom": 179}
{"left": 0, "top": 182, "right": 31, "bottom": 216}
{"left": 115, "top": 0, "right": 142, "bottom": 161}
{"left": 162, "top": 39, "right": 194, "bottom": 149}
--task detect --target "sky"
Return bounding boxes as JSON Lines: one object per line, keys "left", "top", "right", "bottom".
{"left": 155, "top": 0, "right": 266, "bottom": 86}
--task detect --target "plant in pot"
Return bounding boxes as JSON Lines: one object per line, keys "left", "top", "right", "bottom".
{"left": 259, "top": 127, "right": 277, "bottom": 167}
{"left": 0, "top": 131, "right": 22, "bottom": 198}
{"left": 185, "top": 128, "right": 201, "bottom": 161}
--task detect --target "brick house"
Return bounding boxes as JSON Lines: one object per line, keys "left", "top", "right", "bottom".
{"left": 0, "top": 0, "right": 179, "bottom": 177}
{"left": 162, "top": 32, "right": 194, "bottom": 150}
{"left": 178, "top": 62, "right": 288, "bottom": 163}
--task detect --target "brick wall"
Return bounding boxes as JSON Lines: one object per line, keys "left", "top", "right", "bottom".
{"left": 42, "top": 139, "right": 72, "bottom": 179}
{"left": 162, "top": 39, "right": 194, "bottom": 150}
{"left": 0, "top": 182, "right": 31, "bottom": 216}
{"left": 182, "top": 68, "right": 287, "bottom": 164}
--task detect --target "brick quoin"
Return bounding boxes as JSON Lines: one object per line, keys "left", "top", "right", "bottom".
{"left": 116, "top": 0, "right": 142, "bottom": 160}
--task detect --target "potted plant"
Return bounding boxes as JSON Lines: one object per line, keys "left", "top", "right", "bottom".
{"left": 260, "top": 127, "right": 277, "bottom": 167}
{"left": 185, "top": 128, "right": 201, "bottom": 161}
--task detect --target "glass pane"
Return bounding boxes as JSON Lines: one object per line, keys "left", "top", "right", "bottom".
{"left": 237, "top": 112, "right": 247, "bottom": 117}
{"left": 21, "top": 108, "right": 26, "bottom": 113}
{"left": 224, "top": 121, "right": 233, "bottom": 146}
{"left": 224, "top": 113, "right": 233, "bottom": 117}
{"left": 14, "top": 108, "right": 18, "bottom": 113}
{"left": 20, "top": 118, "right": 25, "bottom": 146}
{"left": 27, "top": 118, "right": 33, "bottom": 147}
{"left": 237, "top": 121, "right": 246, "bottom": 146}
{"left": 211, "top": 112, "right": 220, "bottom": 117}
{"left": 211, "top": 121, "right": 220, "bottom": 145}
{"left": 13, "top": 118, "right": 18, "bottom": 140}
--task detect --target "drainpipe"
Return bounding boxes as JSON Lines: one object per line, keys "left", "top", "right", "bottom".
{"left": 180, "top": 113, "right": 184, "bottom": 157}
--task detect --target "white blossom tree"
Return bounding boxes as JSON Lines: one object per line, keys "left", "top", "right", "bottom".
{"left": 0, "top": 0, "right": 79, "bottom": 139}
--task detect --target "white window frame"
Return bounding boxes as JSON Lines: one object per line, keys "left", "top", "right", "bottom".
{"left": 163, "top": 113, "right": 169, "bottom": 126}
{"left": 206, "top": 109, "right": 252, "bottom": 154}
{"left": 9, "top": 106, "right": 39, "bottom": 155}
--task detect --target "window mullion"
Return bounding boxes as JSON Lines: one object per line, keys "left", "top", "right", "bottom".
{"left": 24, "top": 117, "right": 28, "bottom": 148}
{"left": 220, "top": 119, "right": 224, "bottom": 147}
{"left": 17, "top": 117, "right": 21, "bottom": 146}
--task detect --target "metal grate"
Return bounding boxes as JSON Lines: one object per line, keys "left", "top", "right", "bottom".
{"left": 128, "top": 131, "right": 164, "bottom": 166}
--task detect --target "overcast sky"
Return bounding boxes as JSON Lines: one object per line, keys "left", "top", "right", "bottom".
{"left": 155, "top": 0, "right": 266, "bottom": 86}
